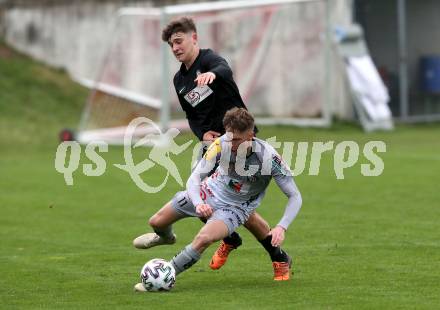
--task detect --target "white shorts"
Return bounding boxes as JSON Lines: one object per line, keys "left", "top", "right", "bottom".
{"left": 171, "top": 190, "right": 250, "bottom": 235}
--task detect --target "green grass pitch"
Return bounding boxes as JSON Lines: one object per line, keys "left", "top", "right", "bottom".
{"left": 1, "top": 42, "right": 439, "bottom": 309}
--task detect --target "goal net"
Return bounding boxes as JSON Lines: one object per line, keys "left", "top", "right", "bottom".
{"left": 77, "top": 0, "right": 330, "bottom": 144}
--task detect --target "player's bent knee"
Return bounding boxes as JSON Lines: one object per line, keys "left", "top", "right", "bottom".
{"left": 193, "top": 232, "right": 214, "bottom": 250}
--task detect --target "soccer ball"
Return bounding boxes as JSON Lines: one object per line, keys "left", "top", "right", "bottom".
{"left": 140, "top": 258, "right": 176, "bottom": 292}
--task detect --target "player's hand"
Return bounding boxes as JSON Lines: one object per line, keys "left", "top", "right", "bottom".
{"left": 196, "top": 203, "right": 213, "bottom": 218}
{"left": 202, "top": 130, "right": 221, "bottom": 142}
{"left": 194, "top": 72, "right": 216, "bottom": 86}
{"left": 269, "top": 226, "right": 286, "bottom": 247}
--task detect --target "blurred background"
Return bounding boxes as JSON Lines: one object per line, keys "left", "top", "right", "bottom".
{"left": 2, "top": 0, "right": 440, "bottom": 131}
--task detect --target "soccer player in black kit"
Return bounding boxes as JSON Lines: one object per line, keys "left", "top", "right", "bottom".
{"left": 133, "top": 17, "right": 292, "bottom": 280}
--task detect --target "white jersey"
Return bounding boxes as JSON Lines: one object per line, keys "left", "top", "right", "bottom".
{"left": 187, "top": 135, "right": 302, "bottom": 230}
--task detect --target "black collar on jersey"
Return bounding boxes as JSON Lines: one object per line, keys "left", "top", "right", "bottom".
{"left": 179, "top": 49, "right": 203, "bottom": 75}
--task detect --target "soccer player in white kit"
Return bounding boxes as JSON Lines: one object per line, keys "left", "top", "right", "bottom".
{"left": 134, "top": 108, "right": 302, "bottom": 291}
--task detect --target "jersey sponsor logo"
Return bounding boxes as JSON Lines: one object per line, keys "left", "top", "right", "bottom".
{"left": 228, "top": 179, "right": 243, "bottom": 193}
{"left": 199, "top": 183, "right": 214, "bottom": 201}
{"left": 272, "top": 154, "right": 289, "bottom": 175}
{"left": 184, "top": 85, "right": 213, "bottom": 107}
{"left": 201, "top": 182, "right": 214, "bottom": 197}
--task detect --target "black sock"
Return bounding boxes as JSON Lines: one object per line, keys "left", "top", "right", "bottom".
{"left": 223, "top": 231, "right": 242, "bottom": 248}
{"left": 153, "top": 226, "right": 173, "bottom": 240}
{"left": 259, "top": 235, "right": 289, "bottom": 262}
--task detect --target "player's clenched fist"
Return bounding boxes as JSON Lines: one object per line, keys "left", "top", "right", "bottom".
{"left": 194, "top": 72, "right": 216, "bottom": 86}
{"left": 196, "top": 203, "right": 213, "bottom": 218}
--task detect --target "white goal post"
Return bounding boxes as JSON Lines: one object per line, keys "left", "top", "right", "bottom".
{"left": 77, "top": 0, "right": 332, "bottom": 144}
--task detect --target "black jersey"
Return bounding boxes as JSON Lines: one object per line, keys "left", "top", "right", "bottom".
{"left": 173, "top": 49, "right": 250, "bottom": 141}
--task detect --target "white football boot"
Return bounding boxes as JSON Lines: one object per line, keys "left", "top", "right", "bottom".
{"left": 133, "top": 233, "right": 176, "bottom": 249}
{"left": 134, "top": 283, "right": 147, "bottom": 292}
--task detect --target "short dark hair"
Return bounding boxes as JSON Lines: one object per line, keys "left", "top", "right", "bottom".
{"left": 161, "top": 16, "right": 197, "bottom": 42}
{"left": 223, "top": 108, "right": 255, "bottom": 132}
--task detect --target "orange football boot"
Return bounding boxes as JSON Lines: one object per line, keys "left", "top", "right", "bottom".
{"left": 273, "top": 256, "right": 292, "bottom": 281}
{"left": 209, "top": 241, "right": 236, "bottom": 270}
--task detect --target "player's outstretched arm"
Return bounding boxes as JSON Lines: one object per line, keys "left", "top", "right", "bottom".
{"left": 203, "top": 53, "right": 233, "bottom": 80}
{"left": 271, "top": 162, "right": 302, "bottom": 247}
{"left": 274, "top": 176, "right": 302, "bottom": 228}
